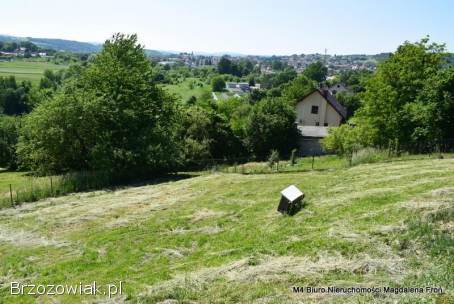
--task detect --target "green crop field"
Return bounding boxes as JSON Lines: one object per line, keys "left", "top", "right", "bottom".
{"left": 0, "top": 60, "right": 67, "bottom": 84}
{"left": 0, "top": 158, "right": 453, "bottom": 303}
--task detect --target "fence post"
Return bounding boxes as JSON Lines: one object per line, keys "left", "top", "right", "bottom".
{"left": 311, "top": 154, "right": 315, "bottom": 170}
{"left": 50, "top": 177, "right": 53, "bottom": 196}
{"left": 9, "top": 184, "right": 14, "bottom": 208}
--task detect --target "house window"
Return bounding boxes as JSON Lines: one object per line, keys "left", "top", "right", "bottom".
{"left": 315, "top": 122, "right": 320, "bottom": 126}
{"left": 324, "top": 123, "right": 328, "bottom": 126}
{"left": 311, "top": 105, "right": 319, "bottom": 114}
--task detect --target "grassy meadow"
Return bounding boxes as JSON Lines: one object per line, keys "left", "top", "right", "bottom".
{"left": 0, "top": 157, "right": 452, "bottom": 303}
{"left": 0, "top": 170, "right": 31, "bottom": 194}
{"left": 162, "top": 77, "right": 212, "bottom": 102}
{"left": 0, "top": 60, "right": 67, "bottom": 84}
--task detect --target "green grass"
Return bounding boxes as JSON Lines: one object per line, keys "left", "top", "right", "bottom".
{"left": 0, "top": 60, "right": 67, "bottom": 84}
{"left": 233, "top": 154, "right": 346, "bottom": 173}
{"left": 0, "top": 170, "right": 59, "bottom": 209}
{"left": 0, "top": 158, "right": 453, "bottom": 303}
{"left": 0, "top": 170, "right": 30, "bottom": 193}
{"left": 0, "top": 170, "right": 112, "bottom": 209}
{"left": 221, "top": 152, "right": 454, "bottom": 174}
{"left": 162, "top": 77, "right": 212, "bottom": 102}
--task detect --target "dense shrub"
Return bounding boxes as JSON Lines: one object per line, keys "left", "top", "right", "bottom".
{"left": 0, "top": 76, "right": 32, "bottom": 115}
{"left": 0, "top": 115, "right": 19, "bottom": 169}
{"left": 245, "top": 97, "right": 300, "bottom": 159}
{"left": 211, "top": 76, "right": 225, "bottom": 92}
{"left": 180, "top": 106, "right": 245, "bottom": 165}
{"left": 321, "top": 124, "right": 374, "bottom": 164}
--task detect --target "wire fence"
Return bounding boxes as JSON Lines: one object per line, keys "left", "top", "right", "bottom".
{"left": 2, "top": 139, "right": 454, "bottom": 209}
{"left": 0, "top": 171, "right": 111, "bottom": 209}
{"left": 184, "top": 139, "right": 454, "bottom": 175}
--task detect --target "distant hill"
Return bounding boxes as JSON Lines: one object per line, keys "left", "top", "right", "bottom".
{"left": 144, "top": 49, "right": 176, "bottom": 57}
{"left": 0, "top": 34, "right": 101, "bottom": 53}
{"left": 28, "top": 37, "right": 102, "bottom": 53}
{"left": 372, "top": 52, "right": 392, "bottom": 62}
{"left": 0, "top": 34, "right": 175, "bottom": 56}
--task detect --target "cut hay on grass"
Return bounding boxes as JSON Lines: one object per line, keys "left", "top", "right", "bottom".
{"left": 0, "top": 158, "right": 453, "bottom": 303}
{"left": 142, "top": 251, "right": 405, "bottom": 297}
{"left": 0, "top": 224, "right": 69, "bottom": 248}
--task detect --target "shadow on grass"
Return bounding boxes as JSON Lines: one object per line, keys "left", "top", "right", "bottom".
{"left": 121, "top": 173, "right": 197, "bottom": 188}
{"left": 240, "top": 167, "right": 340, "bottom": 175}
{"left": 0, "top": 172, "right": 197, "bottom": 210}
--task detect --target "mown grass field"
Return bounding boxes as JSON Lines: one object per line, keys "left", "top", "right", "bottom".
{"left": 0, "top": 60, "right": 67, "bottom": 84}
{"left": 0, "top": 158, "right": 453, "bottom": 303}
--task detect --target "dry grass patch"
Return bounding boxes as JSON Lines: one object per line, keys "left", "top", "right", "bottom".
{"left": 0, "top": 224, "right": 70, "bottom": 248}
{"left": 190, "top": 208, "right": 226, "bottom": 223}
{"left": 142, "top": 251, "right": 405, "bottom": 299}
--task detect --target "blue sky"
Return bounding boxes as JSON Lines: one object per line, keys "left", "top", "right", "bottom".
{"left": 1, "top": 0, "right": 453, "bottom": 55}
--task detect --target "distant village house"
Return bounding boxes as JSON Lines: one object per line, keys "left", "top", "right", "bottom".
{"left": 327, "top": 83, "right": 348, "bottom": 95}
{"left": 225, "top": 82, "right": 260, "bottom": 93}
{"left": 295, "top": 89, "right": 347, "bottom": 155}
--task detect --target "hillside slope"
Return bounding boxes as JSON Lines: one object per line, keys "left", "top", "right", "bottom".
{"left": 0, "top": 34, "right": 174, "bottom": 56}
{"left": 0, "top": 158, "right": 453, "bottom": 303}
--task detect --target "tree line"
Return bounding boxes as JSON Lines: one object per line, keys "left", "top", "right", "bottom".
{"left": 1, "top": 34, "right": 453, "bottom": 181}
{"left": 0, "top": 34, "right": 316, "bottom": 180}
{"left": 323, "top": 37, "right": 454, "bottom": 158}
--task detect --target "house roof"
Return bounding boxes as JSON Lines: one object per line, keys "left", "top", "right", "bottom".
{"left": 319, "top": 89, "right": 347, "bottom": 119}
{"left": 297, "top": 126, "right": 329, "bottom": 138}
{"left": 298, "top": 89, "right": 347, "bottom": 119}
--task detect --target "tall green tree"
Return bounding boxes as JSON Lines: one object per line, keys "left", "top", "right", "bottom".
{"left": 303, "top": 61, "right": 328, "bottom": 83}
{"left": 217, "top": 56, "right": 234, "bottom": 75}
{"left": 0, "top": 115, "right": 19, "bottom": 169}
{"left": 18, "top": 34, "right": 181, "bottom": 178}
{"left": 0, "top": 76, "right": 32, "bottom": 115}
{"left": 180, "top": 106, "right": 245, "bottom": 163}
{"left": 356, "top": 38, "right": 447, "bottom": 150}
{"left": 336, "top": 92, "right": 362, "bottom": 118}
{"left": 413, "top": 67, "right": 454, "bottom": 146}
{"left": 245, "top": 97, "right": 299, "bottom": 159}
{"left": 282, "top": 75, "right": 316, "bottom": 103}
{"left": 211, "top": 76, "right": 226, "bottom": 92}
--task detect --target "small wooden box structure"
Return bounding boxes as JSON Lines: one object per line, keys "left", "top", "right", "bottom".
{"left": 277, "top": 185, "right": 304, "bottom": 215}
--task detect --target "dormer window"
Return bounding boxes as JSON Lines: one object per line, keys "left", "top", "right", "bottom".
{"left": 311, "top": 105, "right": 319, "bottom": 114}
